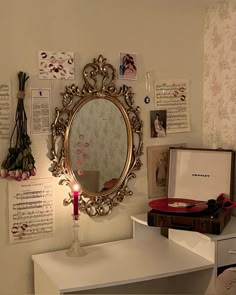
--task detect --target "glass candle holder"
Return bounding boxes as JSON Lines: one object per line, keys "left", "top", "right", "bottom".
{"left": 66, "top": 214, "right": 86, "bottom": 257}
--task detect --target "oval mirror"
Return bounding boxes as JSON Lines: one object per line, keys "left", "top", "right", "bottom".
{"left": 50, "top": 55, "right": 143, "bottom": 217}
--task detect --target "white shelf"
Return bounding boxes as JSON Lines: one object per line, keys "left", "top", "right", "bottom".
{"left": 131, "top": 213, "right": 147, "bottom": 225}
{"left": 33, "top": 233, "right": 213, "bottom": 294}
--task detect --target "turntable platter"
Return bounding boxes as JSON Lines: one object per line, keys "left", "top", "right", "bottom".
{"left": 148, "top": 198, "right": 208, "bottom": 213}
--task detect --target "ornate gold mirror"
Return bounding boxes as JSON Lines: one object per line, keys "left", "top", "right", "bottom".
{"left": 50, "top": 55, "right": 143, "bottom": 216}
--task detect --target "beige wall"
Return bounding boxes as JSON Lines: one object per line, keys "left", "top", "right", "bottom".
{"left": 0, "top": 1, "right": 204, "bottom": 294}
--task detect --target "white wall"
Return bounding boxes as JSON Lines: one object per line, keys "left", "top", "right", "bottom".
{"left": 0, "top": 1, "right": 204, "bottom": 294}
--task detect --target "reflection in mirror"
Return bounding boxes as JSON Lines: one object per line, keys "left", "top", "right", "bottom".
{"left": 50, "top": 55, "right": 143, "bottom": 217}
{"left": 69, "top": 98, "right": 128, "bottom": 193}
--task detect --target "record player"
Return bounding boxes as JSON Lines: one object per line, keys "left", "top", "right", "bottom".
{"left": 148, "top": 197, "right": 231, "bottom": 234}
{"left": 148, "top": 148, "right": 235, "bottom": 235}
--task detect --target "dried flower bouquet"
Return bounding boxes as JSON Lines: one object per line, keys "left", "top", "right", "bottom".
{"left": 0, "top": 71, "right": 36, "bottom": 180}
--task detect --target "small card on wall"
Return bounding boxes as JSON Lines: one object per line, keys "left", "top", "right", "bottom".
{"left": 119, "top": 52, "right": 137, "bottom": 80}
{"left": 8, "top": 179, "right": 55, "bottom": 243}
{"left": 30, "top": 88, "right": 51, "bottom": 134}
{"left": 38, "top": 51, "right": 75, "bottom": 79}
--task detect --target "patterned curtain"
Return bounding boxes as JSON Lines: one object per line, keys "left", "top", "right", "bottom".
{"left": 204, "top": 0, "right": 236, "bottom": 149}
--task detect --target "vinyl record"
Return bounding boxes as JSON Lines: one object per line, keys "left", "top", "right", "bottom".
{"left": 148, "top": 198, "right": 208, "bottom": 213}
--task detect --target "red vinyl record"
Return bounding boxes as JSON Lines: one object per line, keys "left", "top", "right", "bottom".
{"left": 148, "top": 198, "right": 208, "bottom": 213}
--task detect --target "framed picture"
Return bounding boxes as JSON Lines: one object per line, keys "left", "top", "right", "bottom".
{"left": 119, "top": 52, "right": 137, "bottom": 80}
{"left": 147, "top": 144, "right": 185, "bottom": 199}
{"left": 150, "top": 110, "right": 167, "bottom": 138}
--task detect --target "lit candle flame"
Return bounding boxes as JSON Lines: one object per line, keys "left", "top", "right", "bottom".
{"left": 73, "top": 184, "right": 80, "bottom": 193}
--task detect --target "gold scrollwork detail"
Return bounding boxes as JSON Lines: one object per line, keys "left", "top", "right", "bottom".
{"left": 50, "top": 55, "right": 143, "bottom": 217}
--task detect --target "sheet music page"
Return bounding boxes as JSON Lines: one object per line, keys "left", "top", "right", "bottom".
{"left": 155, "top": 80, "right": 190, "bottom": 133}
{"left": 0, "top": 83, "right": 11, "bottom": 139}
{"left": 8, "top": 179, "right": 55, "bottom": 243}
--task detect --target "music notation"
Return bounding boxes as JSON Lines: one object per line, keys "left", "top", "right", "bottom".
{"left": 155, "top": 80, "right": 191, "bottom": 133}
{"left": 8, "top": 180, "right": 55, "bottom": 243}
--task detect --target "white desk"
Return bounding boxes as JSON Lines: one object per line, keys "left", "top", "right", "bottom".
{"left": 32, "top": 214, "right": 215, "bottom": 294}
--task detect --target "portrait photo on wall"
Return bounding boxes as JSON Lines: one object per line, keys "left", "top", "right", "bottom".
{"left": 150, "top": 110, "right": 167, "bottom": 138}
{"left": 147, "top": 144, "right": 185, "bottom": 199}
{"left": 147, "top": 145, "right": 169, "bottom": 199}
{"left": 119, "top": 52, "right": 137, "bottom": 80}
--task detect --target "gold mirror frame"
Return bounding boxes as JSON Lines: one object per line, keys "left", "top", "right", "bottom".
{"left": 50, "top": 55, "right": 143, "bottom": 217}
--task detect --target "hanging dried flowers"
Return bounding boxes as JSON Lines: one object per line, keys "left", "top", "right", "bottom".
{"left": 0, "top": 71, "right": 36, "bottom": 181}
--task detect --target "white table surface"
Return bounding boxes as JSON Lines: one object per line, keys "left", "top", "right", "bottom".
{"left": 32, "top": 232, "right": 214, "bottom": 293}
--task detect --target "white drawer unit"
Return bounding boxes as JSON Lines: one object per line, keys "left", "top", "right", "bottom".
{"left": 169, "top": 216, "right": 236, "bottom": 276}
{"left": 217, "top": 238, "right": 236, "bottom": 267}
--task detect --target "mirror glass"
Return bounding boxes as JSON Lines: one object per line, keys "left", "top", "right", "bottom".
{"left": 69, "top": 98, "right": 128, "bottom": 193}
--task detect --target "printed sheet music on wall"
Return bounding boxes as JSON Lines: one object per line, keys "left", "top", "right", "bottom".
{"left": 8, "top": 179, "right": 55, "bottom": 243}
{"left": 0, "top": 83, "right": 11, "bottom": 140}
{"left": 155, "top": 80, "right": 191, "bottom": 133}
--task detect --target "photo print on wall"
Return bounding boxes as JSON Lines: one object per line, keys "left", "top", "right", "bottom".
{"left": 147, "top": 145, "right": 169, "bottom": 199}
{"left": 147, "top": 143, "right": 185, "bottom": 199}
{"left": 119, "top": 52, "right": 137, "bottom": 80}
{"left": 150, "top": 110, "right": 167, "bottom": 138}
{"left": 38, "top": 51, "right": 75, "bottom": 79}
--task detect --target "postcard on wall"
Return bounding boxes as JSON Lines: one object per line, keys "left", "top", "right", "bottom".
{"left": 30, "top": 88, "right": 51, "bottom": 134}
{"left": 119, "top": 52, "right": 137, "bottom": 80}
{"left": 38, "top": 51, "right": 75, "bottom": 79}
{"left": 0, "top": 83, "right": 11, "bottom": 140}
{"left": 8, "top": 179, "right": 55, "bottom": 243}
{"left": 155, "top": 80, "right": 190, "bottom": 133}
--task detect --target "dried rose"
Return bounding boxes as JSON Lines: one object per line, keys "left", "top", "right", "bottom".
{"left": 21, "top": 172, "right": 28, "bottom": 180}
{"left": 15, "top": 169, "right": 22, "bottom": 178}
{"left": 8, "top": 170, "right": 16, "bottom": 178}
{"left": 30, "top": 167, "right": 37, "bottom": 176}
{"left": 0, "top": 168, "right": 8, "bottom": 178}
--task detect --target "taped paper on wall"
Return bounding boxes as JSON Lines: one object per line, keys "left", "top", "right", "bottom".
{"left": 8, "top": 179, "right": 55, "bottom": 243}
{"left": 0, "top": 83, "right": 11, "bottom": 140}
{"left": 155, "top": 80, "right": 191, "bottom": 133}
{"left": 30, "top": 88, "right": 51, "bottom": 134}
